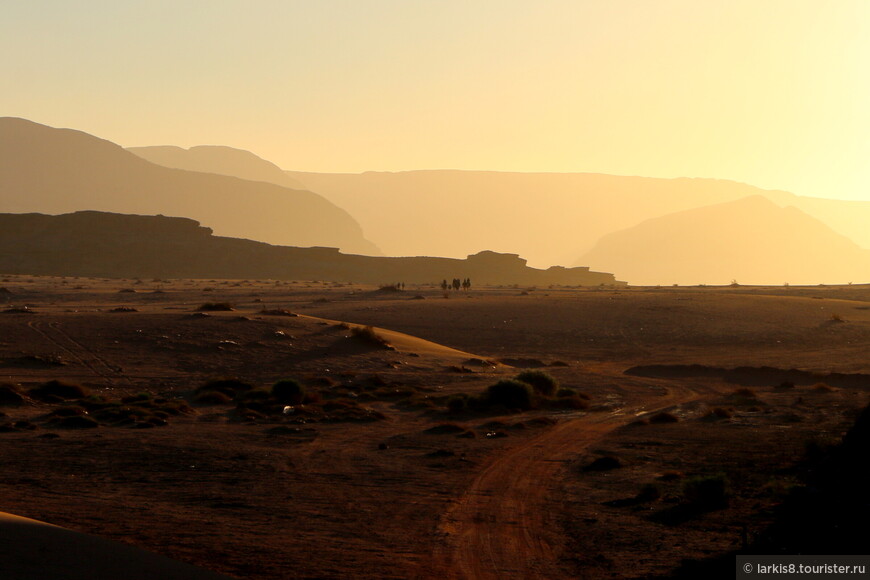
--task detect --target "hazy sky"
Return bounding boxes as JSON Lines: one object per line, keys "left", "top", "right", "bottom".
{"left": 3, "top": 1, "right": 869, "bottom": 200}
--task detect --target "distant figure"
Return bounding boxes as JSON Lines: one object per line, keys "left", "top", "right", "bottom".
{"left": 441, "top": 279, "right": 449, "bottom": 291}
{"left": 462, "top": 278, "right": 471, "bottom": 291}
{"left": 452, "top": 278, "right": 461, "bottom": 291}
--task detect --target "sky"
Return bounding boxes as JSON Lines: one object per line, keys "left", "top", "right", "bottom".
{"left": 3, "top": 0, "right": 869, "bottom": 201}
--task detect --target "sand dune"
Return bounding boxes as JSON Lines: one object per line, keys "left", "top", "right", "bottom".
{"left": 0, "top": 511, "right": 231, "bottom": 580}
{"left": 300, "top": 314, "right": 498, "bottom": 364}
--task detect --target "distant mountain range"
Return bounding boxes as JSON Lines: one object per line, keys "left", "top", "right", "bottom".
{"left": 0, "top": 118, "right": 379, "bottom": 255}
{"left": 580, "top": 196, "right": 870, "bottom": 285}
{"left": 5, "top": 117, "right": 870, "bottom": 285}
{"left": 127, "top": 145, "right": 307, "bottom": 190}
{"left": 0, "top": 211, "right": 622, "bottom": 286}
{"left": 128, "top": 142, "right": 870, "bottom": 285}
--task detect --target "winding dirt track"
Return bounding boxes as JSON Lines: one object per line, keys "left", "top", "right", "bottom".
{"left": 429, "top": 383, "right": 703, "bottom": 579}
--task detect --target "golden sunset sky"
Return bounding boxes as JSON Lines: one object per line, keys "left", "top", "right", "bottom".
{"left": 3, "top": 1, "right": 868, "bottom": 200}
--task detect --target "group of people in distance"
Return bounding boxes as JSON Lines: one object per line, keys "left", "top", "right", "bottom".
{"left": 441, "top": 278, "right": 472, "bottom": 291}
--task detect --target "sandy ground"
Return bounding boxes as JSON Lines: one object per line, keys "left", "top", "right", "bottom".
{"left": 1, "top": 276, "right": 869, "bottom": 578}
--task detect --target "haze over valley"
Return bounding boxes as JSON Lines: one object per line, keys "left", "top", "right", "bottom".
{"left": 3, "top": 2, "right": 870, "bottom": 579}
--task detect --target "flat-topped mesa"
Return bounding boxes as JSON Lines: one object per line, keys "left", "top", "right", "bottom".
{"left": 0, "top": 211, "right": 624, "bottom": 286}
{"left": 0, "top": 211, "right": 213, "bottom": 239}
{"left": 467, "top": 250, "right": 526, "bottom": 267}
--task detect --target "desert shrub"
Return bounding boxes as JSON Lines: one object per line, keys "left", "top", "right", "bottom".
{"left": 658, "top": 471, "right": 684, "bottom": 481}
{"left": 197, "top": 378, "right": 253, "bottom": 398}
{"left": 158, "top": 400, "right": 194, "bottom": 415}
{"left": 30, "top": 380, "right": 89, "bottom": 401}
{"left": 272, "top": 379, "right": 306, "bottom": 405}
{"left": 240, "top": 388, "right": 271, "bottom": 401}
{"left": 707, "top": 407, "right": 733, "bottom": 419}
{"left": 446, "top": 395, "right": 468, "bottom": 413}
{"left": 121, "top": 392, "right": 152, "bottom": 404}
{"left": 682, "top": 473, "right": 729, "bottom": 509}
{"left": 3, "top": 307, "right": 36, "bottom": 314}
{"left": 48, "top": 406, "right": 88, "bottom": 418}
{"left": 804, "top": 435, "right": 840, "bottom": 464}
{"left": 649, "top": 411, "right": 679, "bottom": 424}
{"left": 583, "top": 455, "right": 623, "bottom": 471}
{"left": 197, "top": 302, "right": 234, "bottom": 311}
{"left": 192, "top": 391, "right": 233, "bottom": 406}
{"left": 258, "top": 309, "right": 298, "bottom": 317}
{"left": 727, "top": 388, "right": 765, "bottom": 407}
{"left": 426, "top": 423, "right": 467, "bottom": 435}
{"left": 350, "top": 325, "right": 391, "bottom": 348}
{"left": 547, "top": 396, "right": 590, "bottom": 410}
{"left": 0, "top": 383, "right": 26, "bottom": 405}
{"left": 53, "top": 415, "right": 100, "bottom": 429}
{"left": 637, "top": 483, "right": 662, "bottom": 501}
{"left": 514, "top": 370, "right": 559, "bottom": 397}
{"left": 484, "top": 379, "right": 534, "bottom": 411}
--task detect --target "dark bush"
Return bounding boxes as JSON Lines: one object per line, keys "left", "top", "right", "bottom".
{"left": 0, "top": 383, "right": 26, "bottom": 405}
{"left": 583, "top": 455, "right": 623, "bottom": 471}
{"left": 350, "top": 325, "right": 391, "bottom": 348}
{"left": 197, "top": 302, "right": 234, "bottom": 311}
{"left": 30, "top": 380, "right": 89, "bottom": 401}
{"left": 53, "top": 415, "right": 99, "bottom": 429}
{"left": 514, "top": 370, "right": 559, "bottom": 396}
{"left": 485, "top": 379, "right": 534, "bottom": 410}
{"left": 637, "top": 483, "right": 662, "bottom": 501}
{"left": 197, "top": 378, "right": 254, "bottom": 398}
{"left": 48, "top": 406, "right": 87, "bottom": 418}
{"left": 192, "top": 391, "right": 233, "bottom": 406}
{"left": 272, "top": 379, "right": 306, "bottom": 405}
{"left": 649, "top": 411, "right": 679, "bottom": 424}
{"left": 682, "top": 473, "right": 729, "bottom": 509}
{"left": 258, "top": 309, "right": 298, "bottom": 317}
{"left": 547, "top": 395, "right": 590, "bottom": 410}
{"left": 426, "top": 423, "right": 467, "bottom": 435}
{"left": 240, "top": 388, "right": 271, "bottom": 401}
{"left": 446, "top": 395, "right": 468, "bottom": 413}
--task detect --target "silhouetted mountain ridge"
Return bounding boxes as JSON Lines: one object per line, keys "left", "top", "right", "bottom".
{"left": 0, "top": 118, "right": 379, "bottom": 256}
{"left": 127, "top": 145, "right": 306, "bottom": 190}
{"left": 0, "top": 211, "right": 622, "bottom": 286}
{"left": 580, "top": 196, "right": 870, "bottom": 285}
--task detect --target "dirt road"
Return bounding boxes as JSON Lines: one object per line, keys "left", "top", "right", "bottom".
{"left": 429, "top": 383, "right": 702, "bottom": 579}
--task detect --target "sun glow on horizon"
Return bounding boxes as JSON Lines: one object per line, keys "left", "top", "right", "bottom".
{"left": 2, "top": 0, "right": 869, "bottom": 200}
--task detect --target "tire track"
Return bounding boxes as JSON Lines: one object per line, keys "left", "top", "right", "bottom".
{"left": 27, "top": 321, "right": 131, "bottom": 387}
{"left": 428, "top": 383, "right": 705, "bottom": 579}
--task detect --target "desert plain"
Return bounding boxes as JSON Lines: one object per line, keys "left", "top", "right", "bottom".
{"left": 1, "top": 276, "right": 868, "bottom": 579}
